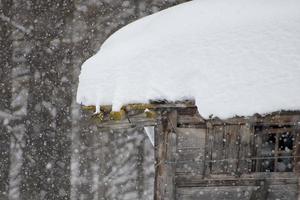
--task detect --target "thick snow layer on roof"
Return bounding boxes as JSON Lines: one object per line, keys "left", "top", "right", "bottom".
{"left": 77, "top": 0, "right": 300, "bottom": 119}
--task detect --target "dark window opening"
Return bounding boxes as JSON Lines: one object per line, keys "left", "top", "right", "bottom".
{"left": 253, "top": 125, "right": 297, "bottom": 172}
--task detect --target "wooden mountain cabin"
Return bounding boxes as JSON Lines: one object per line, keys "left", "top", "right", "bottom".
{"left": 82, "top": 100, "right": 300, "bottom": 200}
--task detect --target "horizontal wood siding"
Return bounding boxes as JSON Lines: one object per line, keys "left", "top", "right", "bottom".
{"left": 176, "top": 186, "right": 258, "bottom": 200}
{"left": 176, "top": 184, "right": 298, "bottom": 200}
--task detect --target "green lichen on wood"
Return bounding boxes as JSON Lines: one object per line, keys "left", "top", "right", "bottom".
{"left": 145, "top": 109, "right": 156, "bottom": 118}
{"left": 82, "top": 105, "right": 96, "bottom": 112}
{"left": 100, "top": 105, "right": 112, "bottom": 113}
{"left": 82, "top": 103, "right": 158, "bottom": 122}
{"left": 91, "top": 112, "right": 104, "bottom": 122}
{"left": 125, "top": 103, "right": 155, "bottom": 111}
{"left": 110, "top": 109, "right": 126, "bottom": 121}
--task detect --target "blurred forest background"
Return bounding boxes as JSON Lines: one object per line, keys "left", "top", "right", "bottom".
{"left": 0, "top": 0, "right": 188, "bottom": 199}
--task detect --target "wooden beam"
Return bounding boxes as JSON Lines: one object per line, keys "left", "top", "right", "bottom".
{"left": 261, "top": 127, "right": 296, "bottom": 134}
{"left": 154, "top": 109, "right": 177, "bottom": 200}
{"left": 175, "top": 173, "right": 299, "bottom": 187}
{"left": 295, "top": 130, "right": 300, "bottom": 174}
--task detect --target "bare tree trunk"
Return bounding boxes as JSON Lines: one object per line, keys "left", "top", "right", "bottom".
{"left": 8, "top": 123, "right": 25, "bottom": 200}
{"left": 19, "top": 1, "right": 73, "bottom": 199}
{"left": 8, "top": 6, "right": 32, "bottom": 200}
{"left": 0, "top": 0, "right": 12, "bottom": 199}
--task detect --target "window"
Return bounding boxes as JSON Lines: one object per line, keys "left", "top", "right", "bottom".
{"left": 252, "top": 124, "right": 299, "bottom": 172}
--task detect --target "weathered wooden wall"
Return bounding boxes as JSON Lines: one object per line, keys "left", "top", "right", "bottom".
{"left": 154, "top": 103, "right": 300, "bottom": 200}
{"left": 80, "top": 101, "right": 299, "bottom": 200}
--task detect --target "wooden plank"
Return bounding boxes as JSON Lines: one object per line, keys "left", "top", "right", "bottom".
{"left": 259, "top": 114, "right": 300, "bottom": 124}
{"left": 208, "top": 113, "right": 300, "bottom": 127}
{"left": 294, "top": 129, "right": 300, "bottom": 173}
{"left": 262, "top": 127, "right": 296, "bottom": 134}
{"left": 176, "top": 128, "right": 206, "bottom": 176}
{"left": 238, "top": 124, "right": 253, "bottom": 174}
{"left": 266, "top": 184, "right": 298, "bottom": 200}
{"left": 211, "top": 125, "right": 226, "bottom": 174}
{"left": 176, "top": 178, "right": 298, "bottom": 187}
{"left": 176, "top": 106, "right": 198, "bottom": 115}
{"left": 254, "top": 130, "right": 263, "bottom": 172}
{"left": 225, "top": 125, "right": 240, "bottom": 175}
{"left": 175, "top": 172, "right": 299, "bottom": 187}
{"left": 154, "top": 109, "right": 177, "bottom": 200}
{"left": 177, "top": 128, "right": 205, "bottom": 149}
{"left": 177, "top": 114, "right": 206, "bottom": 127}
{"left": 205, "top": 124, "right": 213, "bottom": 176}
{"left": 274, "top": 132, "right": 279, "bottom": 172}
{"left": 176, "top": 184, "right": 298, "bottom": 200}
{"left": 176, "top": 186, "right": 257, "bottom": 200}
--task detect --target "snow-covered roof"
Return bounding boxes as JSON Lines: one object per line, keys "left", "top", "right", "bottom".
{"left": 77, "top": 0, "right": 300, "bottom": 119}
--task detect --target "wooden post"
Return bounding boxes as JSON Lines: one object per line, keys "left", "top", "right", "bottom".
{"left": 298, "top": 176, "right": 300, "bottom": 200}
{"left": 154, "top": 109, "right": 177, "bottom": 200}
{"left": 295, "top": 127, "right": 300, "bottom": 200}
{"left": 295, "top": 127, "right": 300, "bottom": 174}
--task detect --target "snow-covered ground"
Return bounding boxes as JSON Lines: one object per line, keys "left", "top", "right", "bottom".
{"left": 77, "top": 0, "right": 300, "bottom": 119}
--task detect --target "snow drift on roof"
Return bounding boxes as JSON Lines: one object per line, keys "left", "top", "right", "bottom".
{"left": 77, "top": 0, "right": 300, "bottom": 119}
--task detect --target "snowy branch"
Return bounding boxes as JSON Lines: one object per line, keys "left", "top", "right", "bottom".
{"left": 0, "top": 14, "right": 31, "bottom": 34}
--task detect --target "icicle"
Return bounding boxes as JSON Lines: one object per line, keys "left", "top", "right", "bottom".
{"left": 144, "top": 126, "right": 155, "bottom": 147}
{"left": 95, "top": 104, "right": 100, "bottom": 114}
